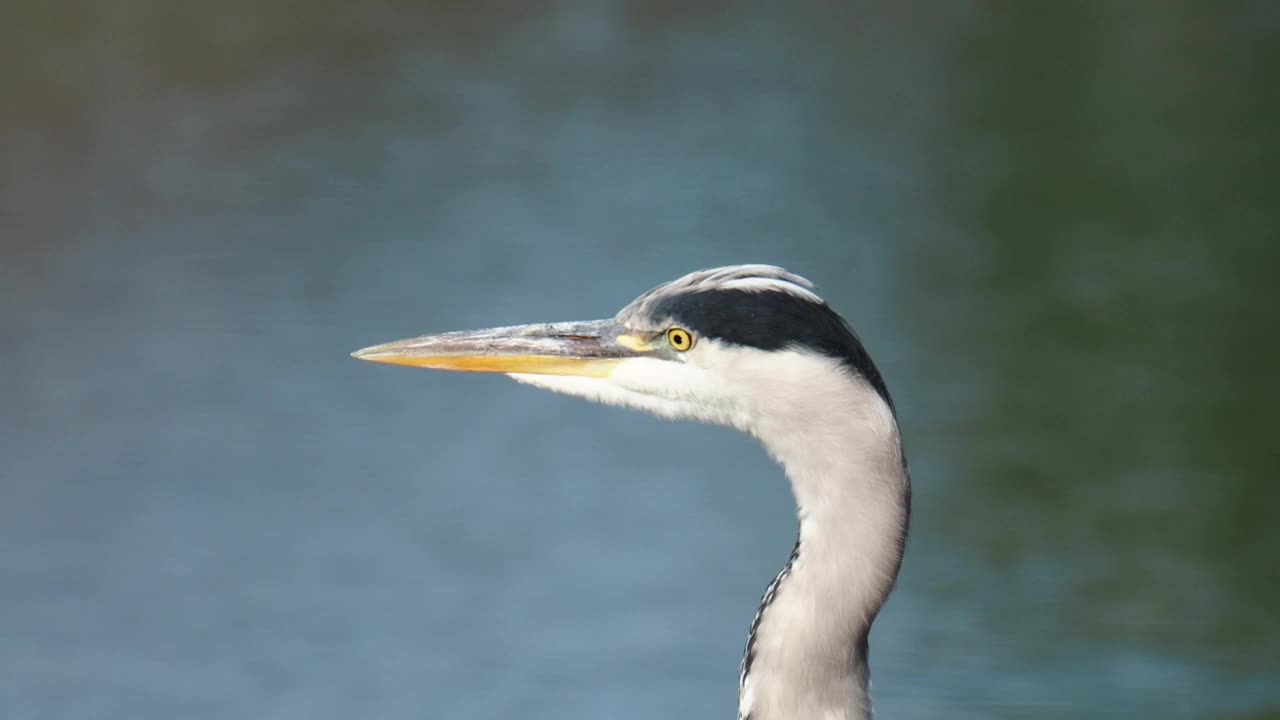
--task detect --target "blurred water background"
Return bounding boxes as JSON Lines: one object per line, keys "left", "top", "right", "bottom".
{"left": 2, "top": 2, "right": 1278, "bottom": 718}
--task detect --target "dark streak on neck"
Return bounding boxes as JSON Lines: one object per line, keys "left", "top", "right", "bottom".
{"left": 740, "top": 535, "right": 801, "bottom": 693}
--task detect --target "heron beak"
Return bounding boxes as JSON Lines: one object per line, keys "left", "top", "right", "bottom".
{"left": 351, "top": 319, "right": 649, "bottom": 378}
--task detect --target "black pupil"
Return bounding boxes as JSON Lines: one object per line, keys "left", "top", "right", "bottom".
{"left": 673, "top": 332, "right": 685, "bottom": 346}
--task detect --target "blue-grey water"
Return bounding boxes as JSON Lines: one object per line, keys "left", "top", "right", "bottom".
{"left": 2, "top": 3, "right": 1277, "bottom": 718}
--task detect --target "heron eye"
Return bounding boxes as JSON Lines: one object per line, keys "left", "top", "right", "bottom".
{"left": 666, "top": 327, "right": 694, "bottom": 351}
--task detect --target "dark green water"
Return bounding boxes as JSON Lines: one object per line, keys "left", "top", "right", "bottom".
{"left": 2, "top": 3, "right": 1277, "bottom": 718}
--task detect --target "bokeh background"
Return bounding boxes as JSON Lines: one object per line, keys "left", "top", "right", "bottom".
{"left": 2, "top": 2, "right": 1277, "bottom": 718}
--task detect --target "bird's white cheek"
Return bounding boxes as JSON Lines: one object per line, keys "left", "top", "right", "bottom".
{"left": 606, "top": 357, "right": 682, "bottom": 395}
{"left": 608, "top": 357, "right": 747, "bottom": 427}
{"left": 609, "top": 357, "right": 707, "bottom": 399}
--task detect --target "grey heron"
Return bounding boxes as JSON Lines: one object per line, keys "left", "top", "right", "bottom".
{"left": 352, "top": 265, "right": 910, "bottom": 720}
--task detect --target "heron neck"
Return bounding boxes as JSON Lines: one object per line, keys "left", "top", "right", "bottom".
{"left": 739, "top": 377, "right": 909, "bottom": 720}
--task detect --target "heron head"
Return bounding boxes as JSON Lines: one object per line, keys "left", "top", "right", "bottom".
{"left": 352, "top": 265, "right": 893, "bottom": 437}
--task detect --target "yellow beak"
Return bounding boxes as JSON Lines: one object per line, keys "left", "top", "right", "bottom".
{"left": 351, "top": 319, "right": 645, "bottom": 378}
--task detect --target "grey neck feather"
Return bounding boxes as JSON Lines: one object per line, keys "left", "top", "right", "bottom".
{"left": 737, "top": 376, "right": 910, "bottom": 720}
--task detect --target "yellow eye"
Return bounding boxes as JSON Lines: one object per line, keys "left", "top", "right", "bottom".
{"left": 666, "top": 327, "right": 694, "bottom": 352}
